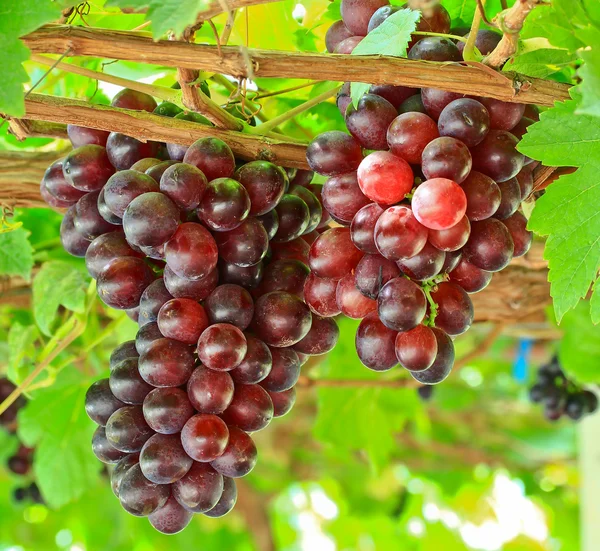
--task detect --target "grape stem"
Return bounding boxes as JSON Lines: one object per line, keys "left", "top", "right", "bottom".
{"left": 412, "top": 31, "right": 468, "bottom": 43}
{"left": 422, "top": 282, "right": 439, "bottom": 327}
{"left": 462, "top": 0, "right": 487, "bottom": 62}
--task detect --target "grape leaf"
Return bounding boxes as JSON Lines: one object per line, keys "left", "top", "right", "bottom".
{"left": 32, "top": 261, "right": 89, "bottom": 336}
{"left": 350, "top": 8, "right": 420, "bottom": 107}
{"left": 0, "top": 227, "right": 34, "bottom": 281}
{"left": 7, "top": 322, "right": 39, "bottom": 382}
{"left": 0, "top": 1, "right": 66, "bottom": 116}
{"left": 503, "top": 48, "right": 575, "bottom": 79}
{"left": 519, "top": 92, "right": 600, "bottom": 322}
{"left": 578, "top": 40, "right": 600, "bottom": 117}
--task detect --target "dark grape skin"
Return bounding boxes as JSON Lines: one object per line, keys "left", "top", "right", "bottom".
{"left": 354, "top": 254, "right": 401, "bottom": 299}
{"left": 197, "top": 323, "right": 248, "bottom": 371}
{"left": 85, "top": 231, "right": 143, "bottom": 279}
{"left": 103, "top": 170, "right": 159, "bottom": 218}
{"left": 430, "top": 282, "right": 474, "bottom": 336}
{"left": 97, "top": 257, "right": 155, "bottom": 310}
{"left": 235, "top": 161, "right": 288, "bottom": 216}
{"left": 42, "top": 160, "right": 86, "bottom": 204}
{"left": 131, "top": 158, "right": 162, "bottom": 172}
{"left": 111, "top": 454, "right": 139, "bottom": 497}
{"left": 198, "top": 178, "right": 251, "bottom": 232}
{"left": 146, "top": 160, "right": 180, "bottom": 183}
{"left": 92, "top": 426, "right": 129, "bottom": 463}
{"left": 173, "top": 462, "right": 224, "bottom": 513}
{"left": 251, "top": 291, "right": 312, "bottom": 348}
{"left": 74, "top": 191, "right": 117, "bottom": 240}
{"left": 495, "top": 177, "right": 522, "bottom": 220}
{"left": 183, "top": 137, "right": 236, "bottom": 182}
{"left": 516, "top": 165, "right": 534, "bottom": 199}
{"left": 421, "top": 88, "right": 465, "bottom": 120}
{"left": 159, "top": 162, "right": 208, "bottom": 211}
{"left": 448, "top": 257, "right": 493, "bottom": 293}
{"left": 140, "top": 433, "right": 193, "bottom": 484}
{"left": 368, "top": 5, "right": 400, "bottom": 32}
{"left": 41, "top": 178, "right": 76, "bottom": 209}
{"left": 294, "top": 316, "right": 339, "bottom": 355}
{"left": 408, "top": 37, "right": 461, "bottom": 62}
{"left": 204, "top": 284, "right": 254, "bottom": 330}
{"left": 398, "top": 94, "right": 426, "bottom": 114}
{"left": 204, "top": 477, "right": 238, "bottom": 518}
{"left": 378, "top": 277, "right": 427, "bottom": 332}
{"left": 463, "top": 218, "right": 515, "bottom": 272}
{"left": 214, "top": 217, "right": 269, "bottom": 268}
{"left": 187, "top": 367, "right": 234, "bottom": 415}
{"left": 268, "top": 388, "right": 296, "bottom": 418}
{"left": 271, "top": 194, "right": 310, "bottom": 243}
{"left": 165, "top": 222, "right": 219, "bottom": 280}
{"left": 374, "top": 206, "right": 428, "bottom": 261}
{"left": 138, "top": 279, "right": 173, "bottom": 327}
{"left": 149, "top": 496, "right": 194, "bottom": 535}
{"left": 438, "top": 98, "right": 491, "bottom": 147}
{"left": 443, "top": 250, "right": 462, "bottom": 273}
{"left": 210, "top": 426, "right": 257, "bottom": 478}
{"left": 304, "top": 273, "right": 341, "bottom": 318}
{"left": 67, "top": 125, "right": 110, "bottom": 148}
{"left": 106, "top": 132, "right": 161, "bottom": 170}
{"left": 511, "top": 117, "right": 535, "bottom": 141}
{"left": 341, "top": 0, "right": 388, "bottom": 35}
{"left": 501, "top": 211, "right": 533, "bottom": 258}
{"left": 421, "top": 137, "right": 472, "bottom": 184}
{"left": 139, "top": 337, "right": 195, "bottom": 387}
{"left": 143, "top": 387, "right": 194, "bottom": 434}
{"left": 309, "top": 227, "right": 364, "bottom": 279}
{"left": 351, "top": 203, "right": 384, "bottom": 254}
{"left": 119, "top": 464, "right": 170, "bottom": 517}
{"left": 259, "top": 259, "right": 309, "bottom": 299}
{"left": 157, "top": 298, "right": 209, "bottom": 344}
{"left": 345, "top": 93, "right": 398, "bottom": 150}
{"left": 105, "top": 406, "right": 155, "bottom": 453}
{"left": 357, "top": 151, "right": 414, "bottom": 206}
{"left": 428, "top": 215, "right": 471, "bottom": 252}
{"left": 110, "top": 341, "right": 139, "bottom": 370}
{"left": 60, "top": 206, "right": 91, "bottom": 258}
{"left": 290, "top": 185, "right": 322, "bottom": 234}
{"left": 126, "top": 307, "right": 141, "bottom": 323}
{"left": 322, "top": 172, "right": 370, "bottom": 226}
{"left": 271, "top": 237, "right": 310, "bottom": 264}
{"left": 97, "top": 188, "right": 122, "bottom": 225}
{"left": 260, "top": 347, "right": 301, "bottom": 392}
{"left": 136, "top": 322, "right": 164, "bottom": 356}
{"left": 63, "top": 145, "right": 115, "bottom": 192}
{"left": 395, "top": 325, "right": 438, "bottom": 372}
{"left": 410, "top": 328, "right": 455, "bottom": 385}
{"left": 387, "top": 112, "right": 440, "bottom": 165}
{"left": 334, "top": 36, "right": 363, "bottom": 54}
{"left": 181, "top": 414, "right": 230, "bottom": 462}
{"left": 123, "top": 192, "right": 180, "bottom": 248}
{"left": 461, "top": 171, "right": 501, "bottom": 221}
{"left": 229, "top": 336, "right": 272, "bottom": 385}
{"left": 397, "top": 241, "right": 446, "bottom": 281}
{"left": 355, "top": 311, "right": 398, "bottom": 372}
{"left": 110, "top": 357, "right": 153, "bottom": 405}
{"left": 219, "top": 261, "right": 264, "bottom": 290}
{"left": 471, "top": 130, "right": 525, "bottom": 183}
{"left": 477, "top": 97, "right": 525, "bottom": 131}
{"left": 336, "top": 273, "right": 377, "bottom": 319}
{"left": 325, "top": 20, "right": 355, "bottom": 53}
{"left": 111, "top": 89, "right": 157, "bottom": 112}
{"left": 85, "top": 379, "right": 125, "bottom": 426}
{"left": 164, "top": 265, "right": 218, "bottom": 301}
{"left": 457, "top": 29, "right": 502, "bottom": 57}
{"left": 139, "top": 243, "right": 165, "bottom": 261}
{"left": 337, "top": 83, "right": 352, "bottom": 116}
{"left": 221, "top": 384, "right": 274, "bottom": 432}
{"left": 257, "top": 210, "right": 279, "bottom": 240}
{"left": 306, "top": 131, "right": 363, "bottom": 177}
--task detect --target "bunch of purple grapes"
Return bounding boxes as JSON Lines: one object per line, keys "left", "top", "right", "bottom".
{"left": 529, "top": 357, "right": 598, "bottom": 422}
{"left": 306, "top": 1, "right": 536, "bottom": 384}
{"left": 39, "top": 88, "right": 338, "bottom": 534}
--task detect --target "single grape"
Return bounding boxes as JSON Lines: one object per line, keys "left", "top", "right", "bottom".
{"left": 173, "top": 462, "right": 224, "bottom": 513}
{"left": 146, "top": 160, "right": 179, "bottom": 183}
{"left": 410, "top": 328, "right": 455, "bottom": 385}
{"left": 341, "top": 0, "right": 388, "bottom": 35}
{"left": 495, "top": 177, "right": 522, "bottom": 220}
{"left": 210, "top": 426, "right": 257, "bottom": 478}
{"left": 74, "top": 191, "right": 116, "bottom": 240}
{"left": 374, "top": 206, "right": 428, "bottom": 261}
{"left": 471, "top": 130, "right": 525, "bottom": 182}
{"left": 135, "top": 322, "right": 163, "bottom": 355}
{"left": 235, "top": 161, "right": 288, "bottom": 216}
{"left": 111, "top": 89, "right": 157, "bottom": 112}
{"left": 500, "top": 211, "right": 532, "bottom": 257}
{"left": 428, "top": 215, "right": 471, "bottom": 252}
{"left": 97, "top": 257, "right": 155, "bottom": 310}
{"left": 395, "top": 325, "right": 438, "bottom": 372}
{"left": 149, "top": 495, "right": 194, "bottom": 535}
{"left": 354, "top": 254, "right": 401, "bottom": 299}
{"left": 355, "top": 311, "right": 398, "bottom": 371}
{"left": 123, "top": 192, "right": 180, "bottom": 248}
{"left": 448, "top": 257, "right": 492, "bottom": 293}
{"left": 85, "top": 379, "right": 125, "bottom": 426}
{"left": 326, "top": 20, "right": 355, "bottom": 53}
{"left": 221, "top": 384, "right": 274, "bottom": 432}
{"left": 165, "top": 222, "right": 219, "bottom": 280}
{"left": 164, "top": 264, "right": 218, "bottom": 301}
{"left": 260, "top": 347, "right": 301, "bottom": 392}
{"left": 421, "top": 137, "right": 472, "bottom": 184}
{"left": 230, "top": 336, "right": 272, "bottom": 385}
{"left": 106, "top": 406, "right": 155, "bottom": 453}
{"left": 85, "top": 231, "right": 143, "bottom": 279}
{"left": 516, "top": 166, "right": 534, "bottom": 199}
{"left": 139, "top": 338, "right": 195, "bottom": 387}
{"left": 461, "top": 171, "right": 501, "bottom": 221}
{"left": 157, "top": 298, "right": 209, "bottom": 344}
{"left": 334, "top": 36, "right": 363, "bottom": 54}
{"left": 397, "top": 241, "right": 445, "bottom": 280}
{"left": 97, "top": 188, "right": 122, "bottom": 225}
{"left": 219, "top": 261, "right": 264, "bottom": 290}
{"left": 290, "top": 185, "right": 322, "bottom": 234}
{"left": 463, "top": 218, "right": 514, "bottom": 272}
{"left": 272, "top": 194, "right": 310, "bottom": 242}
{"left": 456, "top": 29, "right": 501, "bottom": 56}
{"left": 257, "top": 209, "right": 279, "bottom": 240}
{"left": 140, "top": 433, "right": 193, "bottom": 484}
{"left": 260, "top": 259, "right": 309, "bottom": 299}
{"left": 438, "top": 98, "right": 490, "bottom": 147}
{"left": 183, "top": 137, "right": 236, "bottom": 181}
{"left": 41, "top": 178, "right": 76, "bottom": 208}
{"left": 345, "top": 93, "right": 398, "bottom": 150}
{"left": 138, "top": 279, "right": 173, "bottom": 327}
{"left": 368, "top": 5, "right": 400, "bottom": 32}
{"left": 203, "top": 476, "right": 237, "bottom": 518}
{"left": 412, "top": 178, "right": 467, "bottom": 230}
{"left": 442, "top": 249, "right": 462, "bottom": 273}
{"left": 369, "top": 84, "right": 415, "bottom": 108}
{"left": 106, "top": 132, "right": 161, "bottom": 170}
{"left": 157, "top": 162, "right": 208, "bottom": 211}
{"left": 337, "top": 82, "right": 352, "bottom": 115}
{"left": 272, "top": 237, "right": 310, "bottom": 264}
{"left": 103, "top": 170, "right": 159, "bottom": 218}
{"left": 63, "top": 145, "right": 115, "bottom": 192}
{"left": 214, "top": 218, "right": 269, "bottom": 267}
{"left": 408, "top": 37, "right": 461, "bottom": 61}
{"left": 187, "top": 366, "right": 234, "bottom": 414}
{"left": 336, "top": 273, "right": 377, "bottom": 318}
{"left": 398, "top": 94, "right": 426, "bottom": 114}
{"left": 410, "top": 2, "right": 451, "bottom": 33}
{"left": 430, "top": 281, "right": 474, "bottom": 336}
{"left": 67, "top": 125, "right": 109, "bottom": 147}
{"left": 304, "top": 273, "right": 341, "bottom": 317}
{"left": 198, "top": 178, "right": 251, "bottom": 231}
{"left": 357, "top": 151, "right": 414, "bottom": 205}
{"left": 197, "top": 324, "right": 247, "bottom": 371}
{"left": 42, "top": 159, "right": 86, "bottom": 204}
{"left": 309, "top": 227, "right": 364, "bottom": 279}
{"left": 322, "top": 172, "right": 370, "bottom": 226}
{"left": 421, "top": 88, "right": 465, "bottom": 120}
{"left": 306, "top": 131, "right": 363, "bottom": 176}
{"left": 203, "top": 284, "right": 254, "bottom": 330}
{"left": 387, "top": 112, "right": 439, "bottom": 164}
{"left": 351, "top": 203, "right": 384, "bottom": 254}
{"left": 294, "top": 316, "right": 339, "bottom": 355}
{"left": 110, "top": 357, "right": 153, "bottom": 405}
{"left": 378, "top": 277, "right": 427, "bottom": 332}
{"left": 111, "top": 454, "right": 139, "bottom": 497}
{"left": 268, "top": 388, "right": 296, "bottom": 418}
{"left": 130, "top": 158, "right": 162, "bottom": 172}
{"left": 143, "top": 387, "right": 194, "bottom": 434}
{"left": 118, "top": 464, "right": 170, "bottom": 517}
{"left": 92, "top": 426, "right": 129, "bottom": 464}
{"left": 477, "top": 97, "right": 525, "bottom": 131}
{"left": 181, "top": 414, "right": 229, "bottom": 462}
{"left": 110, "top": 341, "right": 139, "bottom": 369}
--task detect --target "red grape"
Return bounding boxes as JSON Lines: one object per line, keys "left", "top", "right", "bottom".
{"left": 351, "top": 203, "right": 384, "bottom": 254}
{"left": 471, "top": 130, "right": 525, "bottom": 182}
{"left": 448, "top": 257, "right": 492, "bottom": 293}
{"left": 159, "top": 163, "right": 208, "bottom": 211}
{"left": 42, "top": 159, "right": 86, "bottom": 204}
{"left": 374, "top": 206, "right": 428, "bottom": 260}
{"left": 430, "top": 281, "right": 474, "bottom": 336}
{"left": 85, "top": 379, "right": 125, "bottom": 426}
{"left": 408, "top": 37, "right": 461, "bottom": 61}
{"left": 157, "top": 298, "right": 209, "bottom": 344}
{"left": 110, "top": 357, "right": 153, "bottom": 404}
{"left": 97, "top": 257, "right": 155, "bottom": 310}
{"left": 326, "top": 20, "right": 355, "bottom": 53}
{"left": 210, "top": 426, "right": 257, "bottom": 478}
{"left": 111, "top": 89, "right": 157, "bottom": 112}
{"left": 230, "top": 336, "right": 272, "bottom": 385}
{"left": 106, "top": 132, "right": 161, "bottom": 170}
{"left": 477, "top": 97, "right": 525, "bottom": 131}
{"left": 165, "top": 222, "right": 219, "bottom": 280}
{"left": 463, "top": 218, "right": 514, "bottom": 272}
{"left": 164, "top": 264, "right": 218, "bottom": 301}
{"left": 173, "top": 462, "right": 224, "bottom": 513}
{"left": 74, "top": 191, "right": 116, "bottom": 239}
{"left": 63, "top": 145, "right": 115, "bottom": 192}
{"left": 85, "top": 231, "right": 143, "bottom": 279}
{"left": 143, "top": 387, "right": 194, "bottom": 434}
{"left": 395, "top": 325, "right": 438, "bottom": 372}
{"left": 309, "top": 227, "right": 363, "bottom": 279}
{"left": 119, "top": 464, "right": 170, "bottom": 517}
{"left": 461, "top": 171, "right": 501, "bottom": 221}
{"left": 140, "top": 433, "right": 193, "bottom": 484}
{"left": 67, "top": 125, "right": 109, "bottom": 147}
{"left": 421, "top": 137, "right": 472, "bottom": 184}
{"left": 428, "top": 215, "right": 471, "bottom": 252}
{"left": 214, "top": 217, "right": 269, "bottom": 267}
{"left": 495, "top": 177, "right": 522, "bottom": 220}
{"left": 272, "top": 194, "right": 310, "bottom": 242}
{"left": 197, "top": 324, "right": 247, "bottom": 371}
{"left": 412, "top": 178, "right": 467, "bottom": 230}
{"left": 294, "top": 316, "right": 339, "bottom": 355}
{"left": 306, "top": 131, "right": 363, "bottom": 176}
{"left": 260, "top": 347, "right": 301, "bottom": 392}
{"left": 355, "top": 312, "right": 398, "bottom": 371}
{"left": 438, "top": 98, "right": 490, "bottom": 147}
{"left": 397, "top": 241, "right": 445, "bottom": 280}
{"left": 187, "top": 366, "right": 234, "bottom": 414}
{"left": 183, "top": 138, "right": 236, "bottom": 181}
{"left": 103, "top": 170, "right": 159, "bottom": 218}
{"left": 501, "top": 211, "right": 533, "bottom": 257}
{"left": 139, "top": 338, "right": 195, "bottom": 387}
{"left": 357, "top": 151, "right": 414, "bottom": 205}
{"left": 341, "top": 0, "right": 388, "bottom": 35}
{"left": 268, "top": 388, "right": 296, "bottom": 418}
{"left": 354, "top": 253, "right": 401, "bottom": 299}
{"left": 345, "top": 93, "right": 398, "bottom": 150}
{"left": 221, "top": 384, "right": 274, "bottom": 432}
{"left": 336, "top": 273, "right": 377, "bottom": 319}
{"left": 149, "top": 496, "right": 194, "bottom": 535}
{"left": 235, "top": 161, "right": 287, "bottom": 216}
{"left": 123, "top": 192, "right": 180, "bottom": 248}
{"left": 138, "top": 279, "right": 173, "bottom": 327}
{"left": 106, "top": 406, "right": 155, "bottom": 453}
{"left": 304, "top": 273, "right": 341, "bottom": 317}
{"left": 410, "top": 328, "right": 454, "bottom": 385}
{"left": 181, "top": 414, "right": 230, "bottom": 462}
{"left": 260, "top": 259, "right": 309, "bottom": 299}
{"left": 198, "top": 178, "right": 251, "bottom": 231}
{"left": 377, "top": 277, "right": 427, "bottom": 332}
{"left": 387, "top": 112, "right": 439, "bottom": 164}
{"left": 93, "top": 426, "right": 128, "bottom": 463}
{"left": 204, "top": 476, "right": 237, "bottom": 518}
{"left": 421, "top": 88, "right": 465, "bottom": 120}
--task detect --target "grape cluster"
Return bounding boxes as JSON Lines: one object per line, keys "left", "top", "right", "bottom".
{"left": 529, "top": 357, "right": 598, "bottom": 422}
{"left": 308, "top": 1, "right": 535, "bottom": 384}
{"left": 39, "top": 88, "right": 338, "bottom": 534}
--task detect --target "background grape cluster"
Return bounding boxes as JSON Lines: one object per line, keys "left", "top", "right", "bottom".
{"left": 39, "top": 87, "right": 339, "bottom": 534}
{"left": 303, "top": 0, "right": 535, "bottom": 384}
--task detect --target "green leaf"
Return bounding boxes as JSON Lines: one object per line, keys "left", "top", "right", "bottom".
{"left": 0, "top": 0, "right": 65, "bottom": 116}
{"left": 503, "top": 48, "right": 575, "bottom": 79}
{"left": 18, "top": 370, "right": 101, "bottom": 508}
{"left": 7, "top": 322, "right": 39, "bottom": 382}
{"left": 559, "top": 301, "right": 600, "bottom": 382}
{"left": 32, "top": 261, "right": 89, "bottom": 336}
{"left": 350, "top": 8, "right": 420, "bottom": 107}
{"left": 519, "top": 95, "right": 600, "bottom": 321}
{"left": 0, "top": 227, "right": 34, "bottom": 281}
{"left": 578, "top": 41, "right": 600, "bottom": 117}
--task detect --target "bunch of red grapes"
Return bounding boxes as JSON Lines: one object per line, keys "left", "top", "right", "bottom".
{"left": 306, "top": 0, "right": 535, "bottom": 384}
{"left": 39, "top": 88, "right": 338, "bottom": 534}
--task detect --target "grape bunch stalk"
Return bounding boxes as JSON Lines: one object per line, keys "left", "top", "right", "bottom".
{"left": 38, "top": 87, "right": 338, "bottom": 534}
{"left": 306, "top": 0, "right": 535, "bottom": 383}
